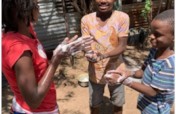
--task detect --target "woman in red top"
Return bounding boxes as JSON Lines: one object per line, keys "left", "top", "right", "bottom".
{"left": 2, "top": 0, "right": 92, "bottom": 113}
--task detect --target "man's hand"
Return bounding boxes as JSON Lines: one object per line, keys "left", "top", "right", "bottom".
{"left": 85, "top": 50, "right": 107, "bottom": 63}
{"left": 81, "top": 36, "right": 93, "bottom": 52}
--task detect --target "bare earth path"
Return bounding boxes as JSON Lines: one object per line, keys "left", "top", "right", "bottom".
{"left": 2, "top": 81, "right": 141, "bottom": 114}
{"left": 56, "top": 84, "right": 140, "bottom": 114}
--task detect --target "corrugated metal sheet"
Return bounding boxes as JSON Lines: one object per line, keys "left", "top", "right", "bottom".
{"left": 34, "top": 0, "right": 81, "bottom": 52}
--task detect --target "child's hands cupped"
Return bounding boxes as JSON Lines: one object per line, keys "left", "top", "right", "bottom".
{"left": 115, "top": 63, "right": 134, "bottom": 78}
{"left": 104, "top": 70, "right": 134, "bottom": 86}
{"left": 104, "top": 70, "right": 122, "bottom": 85}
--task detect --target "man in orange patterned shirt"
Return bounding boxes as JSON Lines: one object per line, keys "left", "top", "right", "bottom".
{"left": 81, "top": 0, "right": 129, "bottom": 114}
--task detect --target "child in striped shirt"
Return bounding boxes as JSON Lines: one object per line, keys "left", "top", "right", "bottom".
{"left": 105, "top": 9, "right": 175, "bottom": 114}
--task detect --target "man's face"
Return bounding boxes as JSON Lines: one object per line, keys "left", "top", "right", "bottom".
{"left": 95, "top": 0, "right": 115, "bottom": 13}
{"left": 149, "top": 19, "right": 174, "bottom": 49}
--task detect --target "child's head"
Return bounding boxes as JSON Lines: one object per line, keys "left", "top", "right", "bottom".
{"left": 149, "top": 9, "right": 174, "bottom": 50}
{"left": 2, "top": 0, "right": 39, "bottom": 32}
{"left": 94, "top": 0, "right": 115, "bottom": 13}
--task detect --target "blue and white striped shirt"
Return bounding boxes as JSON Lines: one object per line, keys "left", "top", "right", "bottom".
{"left": 137, "top": 48, "right": 175, "bottom": 114}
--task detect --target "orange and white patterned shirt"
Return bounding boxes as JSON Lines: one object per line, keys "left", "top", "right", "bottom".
{"left": 81, "top": 10, "right": 129, "bottom": 84}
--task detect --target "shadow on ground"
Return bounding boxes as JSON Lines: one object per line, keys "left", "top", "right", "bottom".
{"left": 100, "top": 96, "right": 113, "bottom": 114}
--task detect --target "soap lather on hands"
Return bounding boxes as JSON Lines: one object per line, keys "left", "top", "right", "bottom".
{"left": 104, "top": 63, "right": 135, "bottom": 86}
{"left": 53, "top": 35, "right": 93, "bottom": 56}
{"left": 85, "top": 50, "right": 107, "bottom": 62}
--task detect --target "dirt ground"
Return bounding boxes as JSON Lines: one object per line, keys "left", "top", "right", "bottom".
{"left": 2, "top": 46, "right": 175, "bottom": 114}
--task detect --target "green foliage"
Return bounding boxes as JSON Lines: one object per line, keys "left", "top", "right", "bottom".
{"left": 141, "top": 0, "right": 152, "bottom": 19}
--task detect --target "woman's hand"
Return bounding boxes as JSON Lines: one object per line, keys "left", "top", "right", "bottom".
{"left": 53, "top": 35, "right": 93, "bottom": 57}
{"left": 53, "top": 35, "right": 78, "bottom": 57}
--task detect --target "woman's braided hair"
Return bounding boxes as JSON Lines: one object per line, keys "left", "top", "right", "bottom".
{"left": 2, "top": 0, "right": 35, "bottom": 32}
